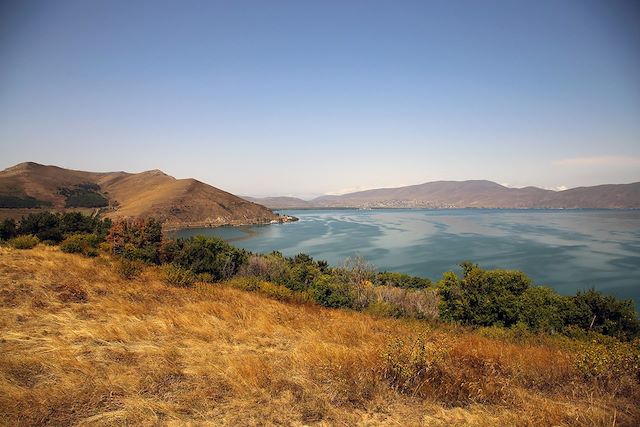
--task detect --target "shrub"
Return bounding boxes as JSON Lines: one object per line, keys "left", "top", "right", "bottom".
{"left": 517, "top": 286, "right": 571, "bottom": 334}
{"left": 375, "top": 271, "right": 432, "bottom": 289}
{"left": 160, "top": 264, "right": 196, "bottom": 288}
{"left": 225, "top": 276, "right": 260, "bottom": 292}
{"left": 241, "top": 254, "right": 289, "bottom": 283}
{"left": 116, "top": 258, "right": 145, "bottom": 280}
{"left": 169, "top": 236, "right": 248, "bottom": 281}
{"left": 16, "top": 211, "right": 110, "bottom": 244}
{"left": 438, "top": 262, "right": 532, "bottom": 327}
{"left": 60, "top": 236, "right": 84, "bottom": 253}
{"left": 8, "top": 235, "right": 39, "bottom": 249}
{"left": 17, "top": 212, "right": 63, "bottom": 242}
{"left": 107, "top": 218, "right": 163, "bottom": 263}
{"left": 310, "top": 275, "right": 354, "bottom": 308}
{"left": 0, "top": 218, "right": 17, "bottom": 240}
{"left": 574, "top": 339, "right": 640, "bottom": 389}
{"left": 570, "top": 289, "right": 640, "bottom": 340}
{"left": 257, "top": 281, "right": 295, "bottom": 301}
{"left": 85, "top": 248, "right": 99, "bottom": 257}
{"left": 59, "top": 233, "right": 99, "bottom": 254}
{"left": 374, "top": 286, "right": 440, "bottom": 321}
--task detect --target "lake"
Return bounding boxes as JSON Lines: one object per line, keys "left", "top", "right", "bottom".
{"left": 172, "top": 209, "right": 640, "bottom": 305}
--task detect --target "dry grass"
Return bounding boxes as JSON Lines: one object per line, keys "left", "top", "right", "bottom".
{"left": 0, "top": 246, "right": 638, "bottom": 426}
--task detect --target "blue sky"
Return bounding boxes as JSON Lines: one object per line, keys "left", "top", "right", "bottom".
{"left": 1, "top": 0, "right": 639, "bottom": 198}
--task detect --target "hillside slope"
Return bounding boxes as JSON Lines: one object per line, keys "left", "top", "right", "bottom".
{"left": 242, "top": 195, "right": 314, "bottom": 209}
{"left": 313, "top": 180, "right": 640, "bottom": 208}
{"left": 0, "top": 162, "right": 285, "bottom": 228}
{"left": 1, "top": 246, "right": 638, "bottom": 426}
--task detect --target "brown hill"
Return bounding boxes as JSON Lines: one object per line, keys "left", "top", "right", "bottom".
{"left": 312, "top": 180, "right": 640, "bottom": 209}
{"left": 242, "top": 196, "right": 314, "bottom": 209}
{"left": 0, "top": 162, "right": 286, "bottom": 229}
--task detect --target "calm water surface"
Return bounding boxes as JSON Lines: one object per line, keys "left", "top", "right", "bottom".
{"left": 172, "top": 209, "right": 640, "bottom": 305}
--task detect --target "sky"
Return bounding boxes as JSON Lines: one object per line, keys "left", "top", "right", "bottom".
{"left": 1, "top": 0, "right": 639, "bottom": 198}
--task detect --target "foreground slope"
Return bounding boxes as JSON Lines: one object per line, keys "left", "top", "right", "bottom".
{"left": 0, "top": 162, "right": 283, "bottom": 228}
{"left": 1, "top": 247, "right": 638, "bottom": 426}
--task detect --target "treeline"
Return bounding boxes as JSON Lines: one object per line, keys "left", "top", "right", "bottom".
{"left": 1, "top": 212, "right": 638, "bottom": 340}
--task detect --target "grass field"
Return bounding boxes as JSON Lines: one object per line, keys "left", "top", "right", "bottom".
{"left": 1, "top": 246, "right": 638, "bottom": 426}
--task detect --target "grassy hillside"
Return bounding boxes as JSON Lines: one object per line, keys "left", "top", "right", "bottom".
{"left": 1, "top": 246, "right": 639, "bottom": 426}
{"left": 0, "top": 162, "right": 285, "bottom": 228}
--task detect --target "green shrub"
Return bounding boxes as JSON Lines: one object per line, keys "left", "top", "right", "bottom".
{"left": 167, "top": 236, "right": 248, "bottom": 281}
{"left": 8, "top": 235, "right": 39, "bottom": 249}
{"left": 224, "top": 276, "right": 260, "bottom": 291}
{"left": 16, "top": 211, "right": 110, "bottom": 244}
{"left": 257, "top": 281, "right": 295, "bottom": 301}
{"left": 160, "top": 264, "right": 196, "bottom": 288}
{"left": 0, "top": 218, "right": 17, "bottom": 240}
{"left": 60, "top": 233, "right": 101, "bottom": 256}
{"left": 376, "top": 271, "right": 432, "bottom": 289}
{"left": 438, "top": 262, "right": 532, "bottom": 327}
{"left": 85, "top": 248, "right": 99, "bottom": 257}
{"left": 107, "top": 218, "right": 162, "bottom": 263}
{"left": 116, "top": 258, "right": 145, "bottom": 280}
{"left": 310, "top": 275, "right": 354, "bottom": 308}
{"left": 574, "top": 339, "right": 640, "bottom": 386}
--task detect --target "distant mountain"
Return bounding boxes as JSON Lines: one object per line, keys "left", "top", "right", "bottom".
{"left": 242, "top": 196, "right": 314, "bottom": 209}
{"left": 0, "top": 162, "right": 289, "bottom": 228}
{"left": 312, "top": 180, "right": 640, "bottom": 209}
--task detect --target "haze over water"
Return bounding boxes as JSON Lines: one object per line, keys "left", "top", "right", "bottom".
{"left": 174, "top": 209, "right": 640, "bottom": 306}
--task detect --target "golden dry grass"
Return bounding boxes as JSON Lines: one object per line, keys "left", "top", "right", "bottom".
{"left": 1, "top": 246, "right": 638, "bottom": 426}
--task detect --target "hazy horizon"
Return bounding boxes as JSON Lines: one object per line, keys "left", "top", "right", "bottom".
{"left": 1, "top": 0, "right": 639, "bottom": 197}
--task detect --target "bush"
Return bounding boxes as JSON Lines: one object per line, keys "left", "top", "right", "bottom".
{"left": 160, "top": 264, "right": 196, "bottom": 287}
{"left": 375, "top": 271, "right": 432, "bottom": 289}
{"left": 8, "top": 235, "right": 39, "bottom": 249}
{"left": 168, "top": 236, "right": 248, "bottom": 281}
{"left": 0, "top": 218, "right": 17, "bottom": 240}
{"left": 310, "top": 275, "right": 354, "bottom": 308}
{"left": 438, "top": 262, "right": 532, "bottom": 327}
{"left": 107, "top": 218, "right": 163, "bottom": 263}
{"left": 116, "top": 258, "right": 145, "bottom": 280}
{"left": 574, "top": 339, "right": 640, "bottom": 388}
{"left": 16, "top": 211, "right": 110, "bottom": 244}
{"left": 257, "top": 281, "right": 295, "bottom": 301}
{"left": 374, "top": 286, "right": 440, "bottom": 321}
{"left": 60, "top": 233, "right": 100, "bottom": 255}
{"left": 570, "top": 289, "right": 640, "bottom": 341}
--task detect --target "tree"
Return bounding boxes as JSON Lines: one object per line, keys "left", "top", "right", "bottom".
{"left": 0, "top": 218, "right": 17, "bottom": 240}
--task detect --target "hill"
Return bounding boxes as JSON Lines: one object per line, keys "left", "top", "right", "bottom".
{"left": 0, "top": 162, "right": 288, "bottom": 228}
{"left": 312, "top": 180, "right": 640, "bottom": 209}
{"left": 242, "top": 195, "right": 314, "bottom": 209}
{"left": 1, "top": 246, "right": 638, "bottom": 425}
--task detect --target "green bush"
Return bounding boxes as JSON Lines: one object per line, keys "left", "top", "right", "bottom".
{"left": 438, "top": 262, "right": 532, "bottom": 327}
{"left": 166, "top": 236, "right": 248, "bottom": 281}
{"left": 376, "top": 271, "right": 432, "bottom": 289}
{"left": 310, "top": 274, "right": 354, "bottom": 308}
{"left": 60, "top": 233, "right": 101, "bottom": 256}
{"left": 8, "top": 235, "right": 39, "bottom": 249}
{"left": 0, "top": 218, "right": 17, "bottom": 240}
{"left": 116, "top": 258, "right": 145, "bottom": 280}
{"left": 257, "top": 281, "right": 296, "bottom": 301}
{"left": 160, "top": 264, "right": 197, "bottom": 287}
{"left": 16, "top": 211, "right": 111, "bottom": 244}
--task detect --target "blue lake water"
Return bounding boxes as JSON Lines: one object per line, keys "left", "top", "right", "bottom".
{"left": 172, "top": 209, "right": 640, "bottom": 305}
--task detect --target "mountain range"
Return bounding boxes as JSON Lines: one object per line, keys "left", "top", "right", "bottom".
{"left": 246, "top": 180, "right": 640, "bottom": 209}
{"left": 0, "top": 162, "right": 288, "bottom": 229}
